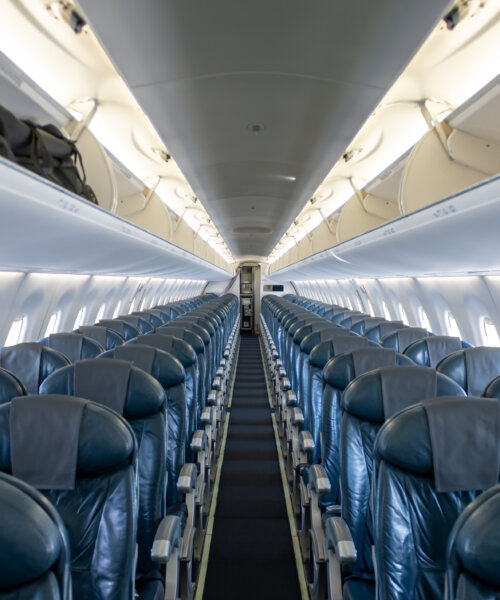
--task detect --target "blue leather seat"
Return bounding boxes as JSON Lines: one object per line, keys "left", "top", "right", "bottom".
{"left": 437, "top": 347, "right": 500, "bottom": 396}
{"left": 364, "top": 321, "right": 405, "bottom": 342}
{"left": 287, "top": 316, "right": 325, "bottom": 389}
{"left": 39, "top": 359, "right": 172, "bottom": 594}
{"left": 97, "top": 345, "right": 187, "bottom": 507}
{"left": 332, "top": 311, "right": 366, "bottom": 325}
{"left": 446, "top": 484, "right": 500, "bottom": 600}
{"left": 0, "top": 343, "right": 69, "bottom": 394}
{"left": 177, "top": 315, "right": 217, "bottom": 383}
{"left": 112, "top": 315, "right": 154, "bottom": 334}
{"left": 0, "top": 365, "right": 26, "bottom": 401}
{"left": 372, "top": 396, "right": 500, "bottom": 600}
{"left": 127, "top": 334, "right": 198, "bottom": 461}
{"left": 0, "top": 471, "right": 70, "bottom": 600}
{"left": 404, "top": 336, "right": 472, "bottom": 367}
{"left": 37, "top": 333, "right": 103, "bottom": 363}
{"left": 74, "top": 325, "right": 124, "bottom": 350}
{"left": 133, "top": 310, "right": 169, "bottom": 328}
{"left": 98, "top": 319, "right": 141, "bottom": 340}
{"left": 380, "top": 327, "right": 430, "bottom": 352}
{"left": 339, "top": 314, "right": 370, "bottom": 329}
{"left": 334, "top": 366, "right": 464, "bottom": 598}
{"left": 0, "top": 394, "right": 138, "bottom": 599}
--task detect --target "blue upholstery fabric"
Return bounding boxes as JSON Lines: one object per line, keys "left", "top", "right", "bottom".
{"left": 373, "top": 398, "right": 500, "bottom": 600}
{"left": 0, "top": 472, "right": 70, "bottom": 600}
{"left": 350, "top": 317, "right": 386, "bottom": 336}
{"left": 0, "top": 366, "right": 26, "bottom": 404}
{"left": 446, "top": 485, "right": 500, "bottom": 600}
{"left": 39, "top": 333, "right": 103, "bottom": 363}
{"left": 0, "top": 398, "right": 137, "bottom": 600}
{"left": 113, "top": 315, "right": 154, "bottom": 334}
{"left": 437, "top": 347, "right": 500, "bottom": 396}
{"left": 75, "top": 326, "right": 124, "bottom": 350}
{"left": 364, "top": 321, "right": 405, "bottom": 342}
{"left": 380, "top": 328, "right": 429, "bottom": 352}
{"left": 404, "top": 336, "right": 470, "bottom": 367}
{"left": 98, "top": 319, "right": 141, "bottom": 341}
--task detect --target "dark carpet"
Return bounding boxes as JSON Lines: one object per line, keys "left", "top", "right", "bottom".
{"left": 203, "top": 335, "right": 301, "bottom": 599}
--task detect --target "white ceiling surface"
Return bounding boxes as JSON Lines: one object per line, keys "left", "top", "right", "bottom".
{"left": 270, "top": 175, "right": 500, "bottom": 281}
{"left": 77, "top": 0, "right": 451, "bottom": 258}
{"left": 0, "top": 158, "right": 230, "bottom": 281}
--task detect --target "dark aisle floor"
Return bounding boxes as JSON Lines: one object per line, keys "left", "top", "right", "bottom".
{"left": 203, "top": 335, "right": 301, "bottom": 600}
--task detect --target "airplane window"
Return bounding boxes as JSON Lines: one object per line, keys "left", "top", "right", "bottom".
{"left": 113, "top": 301, "right": 122, "bottom": 318}
{"left": 382, "top": 302, "right": 391, "bottom": 320}
{"left": 5, "top": 315, "right": 26, "bottom": 346}
{"left": 366, "top": 298, "right": 375, "bottom": 316}
{"left": 345, "top": 297, "right": 353, "bottom": 310}
{"left": 399, "top": 304, "right": 410, "bottom": 326}
{"left": 447, "top": 312, "right": 461, "bottom": 338}
{"left": 73, "top": 307, "right": 86, "bottom": 330}
{"left": 419, "top": 308, "right": 432, "bottom": 331}
{"left": 483, "top": 317, "right": 500, "bottom": 346}
{"left": 44, "top": 312, "right": 60, "bottom": 337}
{"left": 96, "top": 304, "right": 106, "bottom": 322}
{"left": 129, "top": 298, "right": 137, "bottom": 313}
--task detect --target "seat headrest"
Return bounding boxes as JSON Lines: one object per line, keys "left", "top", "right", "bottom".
{"left": 182, "top": 316, "right": 215, "bottom": 337}
{"left": 364, "top": 321, "right": 405, "bottom": 341}
{"left": 323, "top": 348, "right": 411, "bottom": 389}
{"left": 40, "top": 359, "right": 165, "bottom": 418}
{"left": 438, "top": 347, "right": 500, "bottom": 396}
{"left": 0, "top": 397, "right": 135, "bottom": 479}
{"left": 343, "top": 366, "right": 463, "bottom": 421}
{"left": 0, "top": 366, "right": 26, "bottom": 405}
{"left": 404, "top": 336, "right": 462, "bottom": 367}
{"left": 294, "top": 323, "right": 342, "bottom": 345}
{"left": 288, "top": 317, "right": 324, "bottom": 337}
{"left": 133, "top": 334, "right": 197, "bottom": 368}
{"left": 309, "top": 336, "right": 375, "bottom": 369}
{"left": 45, "top": 333, "right": 103, "bottom": 363}
{"left": 375, "top": 396, "right": 500, "bottom": 492}
{"left": 381, "top": 328, "right": 429, "bottom": 352}
{"left": 171, "top": 321, "right": 210, "bottom": 345}
{"left": 78, "top": 325, "right": 123, "bottom": 349}
{"left": 350, "top": 317, "right": 385, "bottom": 335}
{"left": 0, "top": 473, "right": 64, "bottom": 590}
{"left": 452, "top": 485, "right": 500, "bottom": 587}
{"left": 300, "top": 327, "right": 356, "bottom": 354}
{"left": 157, "top": 326, "right": 204, "bottom": 353}
{"left": 98, "top": 319, "right": 140, "bottom": 340}
{"left": 114, "top": 315, "right": 154, "bottom": 334}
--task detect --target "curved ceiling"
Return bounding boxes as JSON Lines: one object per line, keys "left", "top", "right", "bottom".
{"left": 78, "top": 0, "right": 452, "bottom": 259}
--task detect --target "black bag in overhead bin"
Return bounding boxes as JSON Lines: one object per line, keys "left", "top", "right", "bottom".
{"left": 0, "top": 104, "right": 98, "bottom": 205}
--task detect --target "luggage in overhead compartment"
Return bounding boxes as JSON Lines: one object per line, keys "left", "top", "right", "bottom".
{"left": 0, "top": 104, "right": 98, "bottom": 205}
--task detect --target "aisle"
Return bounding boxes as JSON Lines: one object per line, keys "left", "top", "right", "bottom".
{"left": 203, "top": 335, "right": 301, "bottom": 599}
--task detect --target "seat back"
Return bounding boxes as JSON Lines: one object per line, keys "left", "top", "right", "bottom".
{"left": 380, "top": 327, "right": 430, "bottom": 352}
{"left": 178, "top": 315, "right": 217, "bottom": 381}
{"left": 338, "top": 314, "right": 369, "bottom": 329}
{"left": 97, "top": 345, "right": 187, "bottom": 506}
{"left": 170, "top": 320, "right": 211, "bottom": 394}
{"left": 132, "top": 310, "right": 168, "bottom": 328}
{"left": 38, "top": 333, "right": 103, "bottom": 363}
{"left": 364, "top": 321, "right": 405, "bottom": 342}
{"left": 339, "top": 366, "right": 464, "bottom": 575}
{"left": 97, "top": 319, "right": 141, "bottom": 341}
{"left": 350, "top": 317, "right": 386, "bottom": 335}
{"left": 75, "top": 326, "right": 124, "bottom": 350}
{"left": 438, "top": 347, "right": 500, "bottom": 396}
{"left": 0, "top": 395, "right": 137, "bottom": 599}
{"left": 0, "top": 343, "right": 70, "bottom": 394}
{"left": 404, "top": 336, "right": 468, "bottom": 367}
{"left": 446, "top": 484, "right": 500, "bottom": 600}
{"left": 373, "top": 396, "right": 500, "bottom": 600}
{"left": 0, "top": 366, "right": 26, "bottom": 402}
{"left": 0, "top": 471, "right": 70, "bottom": 600}
{"left": 129, "top": 334, "right": 197, "bottom": 459}
{"left": 40, "top": 359, "right": 167, "bottom": 586}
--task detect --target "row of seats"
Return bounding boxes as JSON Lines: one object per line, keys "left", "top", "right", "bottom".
{"left": 261, "top": 294, "right": 500, "bottom": 600}
{"left": 0, "top": 292, "right": 240, "bottom": 599}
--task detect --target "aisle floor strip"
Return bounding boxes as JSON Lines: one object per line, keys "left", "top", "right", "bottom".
{"left": 259, "top": 335, "right": 309, "bottom": 600}
{"left": 194, "top": 339, "right": 240, "bottom": 600}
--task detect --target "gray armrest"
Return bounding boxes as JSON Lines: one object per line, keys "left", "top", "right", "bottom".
{"left": 151, "top": 515, "right": 182, "bottom": 563}
{"left": 324, "top": 516, "right": 357, "bottom": 564}
{"left": 191, "top": 430, "right": 208, "bottom": 453}
{"left": 216, "top": 366, "right": 224, "bottom": 378}
{"left": 286, "top": 391, "right": 298, "bottom": 407}
{"left": 306, "top": 464, "right": 331, "bottom": 495}
{"left": 220, "top": 358, "right": 227, "bottom": 369}
{"left": 224, "top": 349, "right": 230, "bottom": 359}
{"left": 281, "top": 377, "right": 291, "bottom": 391}
{"left": 299, "top": 430, "right": 315, "bottom": 454}
{"left": 207, "top": 390, "right": 218, "bottom": 406}
{"left": 177, "top": 463, "right": 197, "bottom": 493}
{"left": 201, "top": 407, "right": 213, "bottom": 424}
{"left": 272, "top": 350, "right": 279, "bottom": 360}
{"left": 213, "top": 376, "right": 222, "bottom": 391}
{"left": 275, "top": 359, "right": 282, "bottom": 368}
{"left": 291, "top": 407, "right": 304, "bottom": 426}
{"left": 278, "top": 366, "right": 286, "bottom": 378}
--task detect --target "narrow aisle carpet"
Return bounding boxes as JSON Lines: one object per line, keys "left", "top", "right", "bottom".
{"left": 203, "top": 335, "right": 301, "bottom": 599}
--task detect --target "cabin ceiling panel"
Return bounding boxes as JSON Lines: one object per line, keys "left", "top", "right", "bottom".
{"left": 78, "top": 0, "right": 452, "bottom": 257}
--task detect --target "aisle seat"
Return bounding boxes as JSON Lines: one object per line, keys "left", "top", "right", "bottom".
{"left": 0, "top": 395, "right": 138, "bottom": 599}
{"left": 380, "top": 327, "right": 430, "bottom": 352}
{"left": 0, "top": 343, "right": 69, "bottom": 394}
{"left": 0, "top": 365, "right": 26, "bottom": 401}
